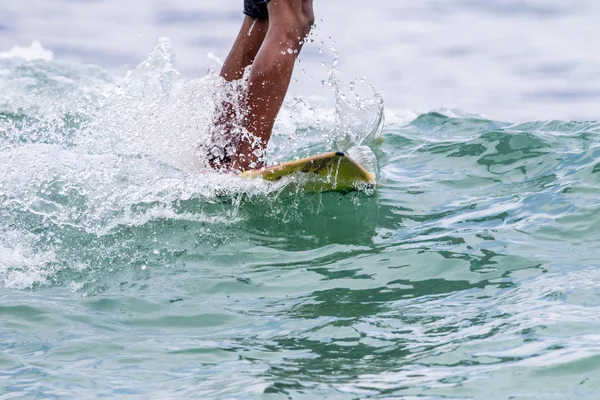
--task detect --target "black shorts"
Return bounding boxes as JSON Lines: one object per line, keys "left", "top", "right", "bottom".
{"left": 244, "top": 0, "right": 270, "bottom": 20}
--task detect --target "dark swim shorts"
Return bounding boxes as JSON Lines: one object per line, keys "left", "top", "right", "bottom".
{"left": 244, "top": 0, "right": 270, "bottom": 20}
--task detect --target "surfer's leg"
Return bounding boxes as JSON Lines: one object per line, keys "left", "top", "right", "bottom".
{"left": 220, "top": 14, "right": 268, "bottom": 82}
{"left": 231, "top": 0, "right": 314, "bottom": 171}
{"left": 208, "top": 11, "right": 268, "bottom": 171}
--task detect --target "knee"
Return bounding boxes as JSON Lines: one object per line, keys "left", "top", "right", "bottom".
{"left": 299, "top": 0, "right": 315, "bottom": 37}
{"left": 273, "top": 0, "right": 314, "bottom": 40}
{"left": 297, "top": 0, "right": 315, "bottom": 39}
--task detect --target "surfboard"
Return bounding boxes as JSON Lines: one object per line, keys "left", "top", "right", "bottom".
{"left": 240, "top": 151, "right": 376, "bottom": 192}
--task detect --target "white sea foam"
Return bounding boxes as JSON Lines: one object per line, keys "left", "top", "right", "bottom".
{"left": 0, "top": 230, "right": 58, "bottom": 290}
{"left": 0, "top": 41, "right": 53, "bottom": 61}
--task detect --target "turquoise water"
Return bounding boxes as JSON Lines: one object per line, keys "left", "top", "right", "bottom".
{"left": 2, "top": 40, "right": 600, "bottom": 398}
{"left": 3, "top": 0, "right": 600, "bottom": 396}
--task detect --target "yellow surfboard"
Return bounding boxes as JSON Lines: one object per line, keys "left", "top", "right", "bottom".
{"left": 240, "top": 151, "right": 376, "bottom": 192}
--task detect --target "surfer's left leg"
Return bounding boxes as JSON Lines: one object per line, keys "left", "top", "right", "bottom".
{"left": 220, "top": 14, "right": 268, "bottom": 82}
{"left": 207, "top": 12, "right": 269, "bottom": 171}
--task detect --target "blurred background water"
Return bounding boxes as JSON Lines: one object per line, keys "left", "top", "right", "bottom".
{"left": 1, "top": 0, "right": 600, "bottom": 399}
{"left": 2, "top": 0, "right": 600, "bottom": 121}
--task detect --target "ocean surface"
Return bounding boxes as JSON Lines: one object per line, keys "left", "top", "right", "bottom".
{"left": 2, "top": 0, "right": 600, "bottom": 399}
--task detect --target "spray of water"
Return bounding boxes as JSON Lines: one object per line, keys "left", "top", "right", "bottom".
{"left": 0, "top": 37, "right": 385, "bottom": 289}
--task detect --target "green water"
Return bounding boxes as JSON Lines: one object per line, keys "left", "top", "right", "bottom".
{"left": 1, "top": 44, "right": 600, "bottom": 399}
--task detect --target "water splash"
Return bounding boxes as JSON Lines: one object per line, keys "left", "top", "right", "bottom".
{"left": 0, "top": 37, "right": 385, "bottom": 290}
{"left": 322, "top": 44, "right": 384, "bottom": 151}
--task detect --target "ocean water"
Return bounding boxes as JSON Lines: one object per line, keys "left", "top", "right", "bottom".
{"left": 2, "top": 1, "right": 600, "bottom": 399}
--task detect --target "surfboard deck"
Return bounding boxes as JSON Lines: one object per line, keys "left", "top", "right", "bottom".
{"left": 240, "top": 151, "right": 376, "bottom": 192}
